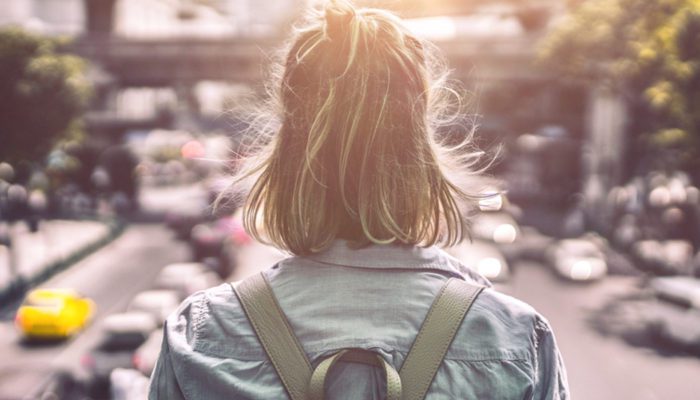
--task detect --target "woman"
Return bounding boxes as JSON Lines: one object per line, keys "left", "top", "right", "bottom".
{"left": 149, "top": 0, "right": 569, "bottom": 398}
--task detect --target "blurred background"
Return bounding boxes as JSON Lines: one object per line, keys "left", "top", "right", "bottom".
{"left": 1, "top": 0, "right": 699, "bottom": 398}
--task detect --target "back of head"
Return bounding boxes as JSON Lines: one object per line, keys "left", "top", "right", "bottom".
{"left": 227, "top": 0, "right": 486, "bottom": 255}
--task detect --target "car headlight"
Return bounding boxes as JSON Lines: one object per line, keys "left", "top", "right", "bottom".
{"left": 569, "top": 260, "right": 593, "bottom": 280}
{"left": 477, "top": 257, "right": 503, "bottom": 279}
{"left": 493, "top": 224, "right": 517, "bottom": 244}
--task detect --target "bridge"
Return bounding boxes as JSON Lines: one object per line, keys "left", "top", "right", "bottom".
{"left": 73, "top": 0, "right": 557, "bottom": 87}
{"left": 70, "top": 0, "right": 559, "bottom": 137}
{"left": 68, "top": 34, "right": 544, "bottom": 87}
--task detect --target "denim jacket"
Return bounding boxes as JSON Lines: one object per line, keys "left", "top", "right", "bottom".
{"left": 148, "top": 240, "right": 570, "bottom": 399}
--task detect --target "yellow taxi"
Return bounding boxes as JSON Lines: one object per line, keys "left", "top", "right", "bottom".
{"left": 15, "top": 288, "right": 96, "bottom": 339}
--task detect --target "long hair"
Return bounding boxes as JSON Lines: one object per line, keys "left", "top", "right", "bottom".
{"left": 219, "top": 0, "right": 489, "bottom": 255}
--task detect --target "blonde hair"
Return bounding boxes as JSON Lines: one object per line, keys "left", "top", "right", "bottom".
{"left": 220, "top": 0, "right": 488, "bottom": 255}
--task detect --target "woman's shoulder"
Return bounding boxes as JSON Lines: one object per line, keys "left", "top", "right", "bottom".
{"left": 164, "top": 282, "right": 261, "bottom": 358}
{"left": 450, "top": 286, "right": 555, "bottom": 361}
{"left": 169, "top": 282, "right": 242, "bottom": 324}
{"left": 167, "top": 272, "right": 557, "bottom": 363}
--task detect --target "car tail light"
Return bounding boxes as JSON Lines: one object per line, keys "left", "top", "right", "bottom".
{"left": 14, "top": 313, "right": 22, "bottom": 329}
{"left": 80, "top": 354, "right": 95, "bottom": 369}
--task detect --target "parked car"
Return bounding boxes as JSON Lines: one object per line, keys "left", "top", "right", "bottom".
{"left": 79, "top": 312, "right": 156, "bottom": 398}
{"left": 544, "top": 237, "right": 608, "bottom": 281}
{"left": 127, "top": 290, "right": 180, "bottom": 327}
{"left": 15, "top": 288, "right": 95, "bottom": 340}
{"left": 153, "top": 262, "right": 222, "bottom": 300}
{"left": 133, "top": 329, "right": 164, "bottom": 376}
{"left": 446, "top": 240, "right": 511, "bottom": 282}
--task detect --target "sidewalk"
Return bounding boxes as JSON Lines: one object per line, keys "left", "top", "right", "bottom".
{"left": 0, "top": 219, "right": 123, "bottom": 302}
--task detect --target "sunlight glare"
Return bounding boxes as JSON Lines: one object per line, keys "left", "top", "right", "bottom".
{"left": 404, "top": 17, "right": 457, "bottom": 41}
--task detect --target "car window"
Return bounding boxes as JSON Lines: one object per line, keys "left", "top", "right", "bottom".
{"left": 23, "top": 297, "right": 63, "bottom": 308}
{"left": 99, "top": 331, "right": 148, "bottom": 351}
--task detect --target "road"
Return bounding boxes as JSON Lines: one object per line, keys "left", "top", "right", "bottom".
{"left": 0, "top": 224, "right": 189, "bottom": 398}
{"left": 508, "top": 261, "right": 700, "bottom": 400}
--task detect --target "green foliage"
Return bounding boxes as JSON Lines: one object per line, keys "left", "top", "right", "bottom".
{"left": 540, "top": 0, "right": 700, "bottom": 173}
{"left": 0, "top": 28, "right": 92, "bottom": 165}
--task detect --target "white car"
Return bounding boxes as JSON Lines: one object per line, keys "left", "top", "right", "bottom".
{"left": 79, "top": 312, "right": 157, "bottom": 398}
{"left": 471, "top": 211, "right": 520, "bottom": 245}
{"left": 153, "top": 262, "right": 222, "bottom": 299}
{"left": 649, "top": 277, "right": 700, "bottom": 309}
{"left": 133, "top": 329, "right": 164, "bottom": 377}
{"left": 545, "top": 238, "right": 607, "bottom": 281}
{"left": 631, "top": 240, "right": 694, "bottom": 275}
{"left": 127, "top": 290, "right": 181, "bottom": 327}
{"left": 446, "top": 240, "right": 511, "bottom": 282}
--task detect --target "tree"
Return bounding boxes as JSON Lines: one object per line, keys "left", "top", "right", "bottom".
{"left": 0, "top": 28, "right": 92, "bottom": 166}
{"left": 539, "top": 0, "right": 700, "bottom": 178}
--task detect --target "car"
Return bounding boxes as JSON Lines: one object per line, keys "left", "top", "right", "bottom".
{"left": 79, "top": 312, "right": 157, "bottom": 398}
{"left": 477, "top": 190, "right": 506, "bottom": 212}
{"left": 190, "top": 215, "right": 243, "bottom": 277}
{"left": 132, "top": 329, "right": 164, "bottom": 376}
{"left": 165, "top": 209, "right": 212, "bottom": 240}
{"left": 190, "top": 223, "right": 230, "bottom": 265}
{"left": 446, "top": 239, "right": 511, "bottom": 282}
{"left": 127, "top": 290, "right": 181, "bottom": 327}
{"left": 649, "top": 276, "right": 700, "bottom": 308}
{"left": 631, "top": 240, "right": 695, "bottom": 276}
{"left": 153, "top": 262, "right": 222, "bottom": 300}
{"left": 544, "top": 237, "right": 608, "bottom": 281}
{"left": 500, "top": 226, "right": 555, "bottom": 263}
{"left": 471, "top": 211, "right": 520, "bottom": 245}
{"left": 646, "top": 295, "right": 700, "bottom": 356}
{"left": 15, "top": 288, "right": 96, "bottom": 340}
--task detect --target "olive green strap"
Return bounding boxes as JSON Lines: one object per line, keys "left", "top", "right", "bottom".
{"left": 399, "top": 278, "right": 484, "bottom": 400}
{"left": 308, "top": 349, "right": 402, "bottom": 400}
{"left": 232, "top": 272, "right": 313, "bottom": 400}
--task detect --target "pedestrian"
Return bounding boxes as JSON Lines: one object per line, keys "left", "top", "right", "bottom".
{"left": 148, "top": 1, "right": 569, "bottom": 399}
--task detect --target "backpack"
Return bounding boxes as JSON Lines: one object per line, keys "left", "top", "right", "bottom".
{"left": 232, "top": 272, "right": 483, "bottom": 400}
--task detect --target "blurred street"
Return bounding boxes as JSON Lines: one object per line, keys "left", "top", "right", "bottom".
{"left": 2, "top": 0, "right": 700, "bottom": 399}
{"left": 0, "top": 224, "right": 189, "bottom": 398}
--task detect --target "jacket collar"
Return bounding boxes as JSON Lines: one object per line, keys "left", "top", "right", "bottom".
{"left": 304, "top": 239, "right": 492, "bottom": 287}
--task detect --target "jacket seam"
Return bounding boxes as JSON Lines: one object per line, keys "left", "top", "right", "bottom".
{"left": 191, "top": 293, "right": 207, "bottom": 348}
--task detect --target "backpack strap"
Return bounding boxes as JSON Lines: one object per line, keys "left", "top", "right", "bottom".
{"left": 399, "top": 278, "right": 484, "bottom": 400}
{"left": 232, "top": 272, "right": 313, "bottom": 400}
{"left": 308, "top": 348, "right": 402, "bottom": 400}
{"left": 233, "top": 272, "right": 483, "bottom": 400}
